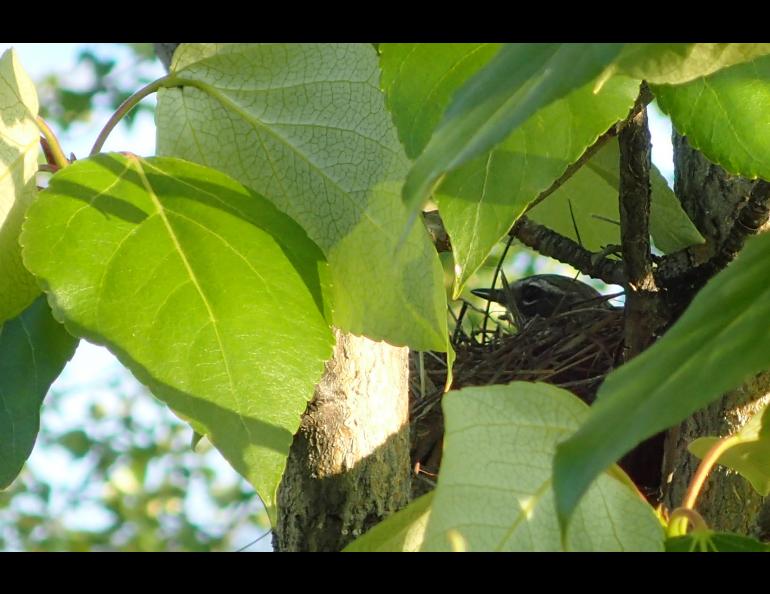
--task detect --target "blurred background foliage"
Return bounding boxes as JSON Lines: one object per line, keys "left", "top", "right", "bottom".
{"left": 36, "top": 43, "right": 157, "bottom": 136}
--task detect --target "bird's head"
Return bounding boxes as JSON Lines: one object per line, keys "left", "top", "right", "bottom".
{"left": 472, "top": 274, "right": 614, "bottom": 328}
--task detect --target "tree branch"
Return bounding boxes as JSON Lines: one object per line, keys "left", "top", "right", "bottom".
{"left": 510, "top": 216, "right": 626, "bottom": 285}
{"left": 656, "top": 179, "right": 770, "bottom": 292}
{"left": 618, "top": 91, "right": 660, "bottom": 358}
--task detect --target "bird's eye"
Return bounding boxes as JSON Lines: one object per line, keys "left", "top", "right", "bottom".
{"left": 520, "top": 284, "right": 544, "bottom": 305}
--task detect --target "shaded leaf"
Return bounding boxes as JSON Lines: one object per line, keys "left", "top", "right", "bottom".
{"left": 689, "top": 402, "right": 770, "bottom": 496}
{"left": 666, "top": 531, "right": 770, "bottom": 552}
{"left": 0, "top": 296, "right": 78, "bottom": 488}
{"left": 0, "top": 48, "right": 41, "bottom": 324}
{"left": 344, "top": 492, "right": 433, "bottom": 552}
{"left": 529, "top": 138, "right": 703, "bottom": 254}
{"left": 554, "top": 230, "right": 770, "bottom": 535}
{"left": 20, "top": 153, "right": 334, "bottom": 518}
{"left": 402, "top": 43, "right": 625, "bottom": 213}
{"left": 156, "top": 43, "right": 447, "bottom": 351}
{"left": 420, "top": 382, "right": 663, "bottom": 552}
{"left": 654, "top": 54, "right": 770, "bottom": 181}
{"left": 615, "top": 43, "right": 770, "bottom": 85}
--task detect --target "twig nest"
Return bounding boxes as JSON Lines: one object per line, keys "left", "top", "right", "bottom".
{"left": 409, "top": 304, "right": 625, "bottom": 496}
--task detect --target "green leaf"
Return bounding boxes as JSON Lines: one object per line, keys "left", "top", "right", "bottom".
{"left": 529, "top": 138, "right": 704, "bottom": 254}
{"left": 156, "top": 43, "right": 447, "bottom": 351}
{"left": 344, "top": 492, "right": 433, "bottom": 552}
{"left": 654, "top": 54, "right": 770, "bottom": 181}
{"left": 554, "top": 230, "right": 770, "bottom": 535}
{"left": 0, "top": 296, "right": 78, "bottom": 488}
{"left": 615, "top": 43, "right": 770, "bottom": 85}
{"left": 380, "top": 43, "right": 503, "bottom": 160}
{"left": 689, "top": 402, "right": 770, "bottom": 496}
{"left": 438, "top": 79, "right": 639, "bottom": 295}
{"left": 0, "top": 48, "right": 42, "bottom": 324}
{"left": 420, "top": 382, "right": 663, "bottom": 552}
{"left": 666, "top": 531, "right": 770, "bottom": 552}
{"left": 402, "top": 43, "right": 625, "bottom": 213}
{"left": 20, "top": 153, "right": 335, "bottom": 518}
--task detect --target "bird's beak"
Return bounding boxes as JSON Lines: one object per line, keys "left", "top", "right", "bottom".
{"left": 471, "top": 288, "right": 503, "bottom": 303}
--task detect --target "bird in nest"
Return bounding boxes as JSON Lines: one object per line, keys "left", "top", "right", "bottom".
{"left": 471, "top": 273, "right": 619, "bottom": 329}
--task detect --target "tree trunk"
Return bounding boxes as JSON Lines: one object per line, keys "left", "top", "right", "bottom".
{"left": 274, "top": 329, "right": 411, "bottom": 551}
{"left": 661, "top": 135, "right": 770, "bottom": 539}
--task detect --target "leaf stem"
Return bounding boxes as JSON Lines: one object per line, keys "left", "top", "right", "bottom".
{"left": 90, "top": 74, "right": 174, "bottom": 156}
{"left": 682, "top": 434, "right": 740, "bottom": 511}
{"left": 668, "top": 507, "right": 707, "bottom": 537}
{"left": 36, "top": 117, "right": 69, "bottom": 170}
{"left": 667, "top": 434, "right": 740, "bottom": 536}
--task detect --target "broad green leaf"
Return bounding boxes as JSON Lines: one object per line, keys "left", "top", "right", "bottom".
{"left": 666, "top": 531, "right": 770, "bottom": 552}
{"left": 344, "top": 492, "right": 433, "bottom": 552}
{"left": 654, "top": 54, "right": 770, "bottom": 181}
{"left": 0, "top": 296, "right": 78, "bottom": 488}
{"left": 529, "top": 138, "right": 704, "bottom": 254}
{"left": 420, "top": 382, "right": 663, "bottom": 552}
{"left": 615, "top": 43, "right": 770, "bottom": 85}
{"left": 438, "top": 79, "right": 639, "bottom": 295}
{"left": 0, "top": 48, "right": 41, "bottom": 324}
{"left": 156, "top": 43, "right": 447, "bottom": 351}
{"left": 380, "top": 43, "right": 502, "bottom": 159}
{"left": 554, "top": 230, "right": 770, "bottom": 535}
{"left": 379, "top": 44, "right": 639, "bottom": 294}
{"left": 402, "top": 43, "right": 625, "bottom": 212}
{"left": 20, "top": 153, "right": 334, "bottom": 518}
{"left": 689, "top": 402, "right": 770, "bottom": 496}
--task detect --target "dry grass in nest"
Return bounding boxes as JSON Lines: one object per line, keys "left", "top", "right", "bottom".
{"left": 409, "top": 303, "right": 625, "bottom": 495}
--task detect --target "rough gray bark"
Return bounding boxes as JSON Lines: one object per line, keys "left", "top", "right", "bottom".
{"left": 274, "top": 329, "right": 411, "bottom": 552}
{"left": 661, "top": 134, "right": 770, "bottom": 539}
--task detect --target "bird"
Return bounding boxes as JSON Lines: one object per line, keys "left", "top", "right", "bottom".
{"left": 471, "top": 274, "right": 618, "bottom": 329}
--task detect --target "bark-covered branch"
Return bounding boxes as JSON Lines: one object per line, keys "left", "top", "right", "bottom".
{"left": 656, "top": 180, "right": 770, "bottom": 291}
{"left": 510, "top": 216, "right": 626, "bottom": 285}
{"left": 618, "top": 94, "right": 660, "bottom": 358}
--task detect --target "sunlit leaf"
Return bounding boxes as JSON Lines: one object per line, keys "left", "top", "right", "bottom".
{"left": 0, "top": 48, "right": 41, "bottom": 324}
{"left": 380, "top": 43, "right": 502, "bottom": 160}
{"left": 689, "top": 402, "right": 770, "bottom": 496}
{"left": 0, "top": 296, "right": 78, "bottom": 488}
{"left": 554, "top": 230, "right": 770, "bottom": 534}
{"left": 420, "top": 382, "right": 663, "bottom": 551}
{"left": 654, "top": 54, "right": 770, "bottom": 181}
{"left": 20, "top": 153, "right": 334, "bottom": 518}
{"left": 156, "top": 43, "right": 447, "bottom": 351}
{"left": 438, "top": 79, "right": 638, "bottom": 295}
{"left": 529, "top": 138, "right": 704, "bottom": 254}
{"left": 378, "top": 44, "right": 645, "bottom": 294}
{"left": 615, "top": 43, "right": 770, "bottom": 85}
{"left": 402, "top": 43, "right": 625, "bottom": 213}
{"left": 344, "top": 492, "right": 433, "bottom": 552}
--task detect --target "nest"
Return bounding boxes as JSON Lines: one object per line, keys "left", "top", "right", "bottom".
{"left": 409, "top": 302, "right": 625, "bottom": 497}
